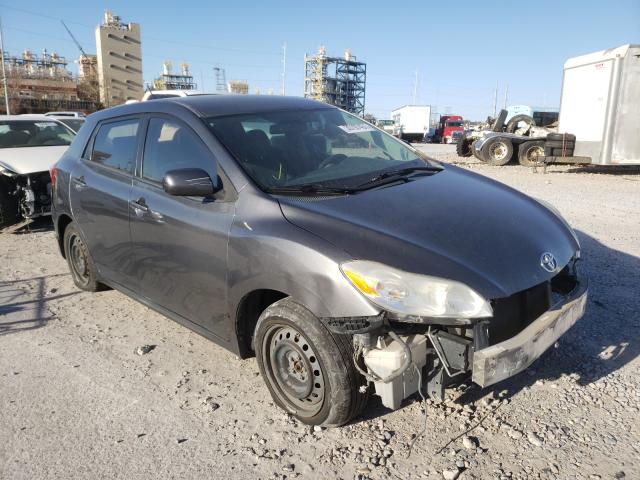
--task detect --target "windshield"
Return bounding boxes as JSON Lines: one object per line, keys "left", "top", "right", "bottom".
{"left": 446, "top": 121, "right": 463, "bottom": 127}
{"left": 206, "top": 108, "right": 432, "bottom": 191}
{"left": 0, "top": 120, "right": 74, "bottom": 148}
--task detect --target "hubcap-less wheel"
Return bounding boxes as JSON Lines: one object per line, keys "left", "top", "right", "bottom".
{"left": 527, "top": 146, "right": 544, "bottom": 164}
{"left": 489, "top": 141, "right": 509, "bottom": 161}
{"left": 262, "top": 325, "right": 325, "bottom": 416}
{"left": 69, "top": 234, "right": 90, "bottom": 286}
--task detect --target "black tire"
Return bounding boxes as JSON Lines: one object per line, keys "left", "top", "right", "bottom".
{"left": 546, "top": 133, "right": 576, "bottom": 142}
{"left": 472, "top": 142, "right": 485, "bottom": 161}
{"left": 518, "top": 141, "right": 545, "bottom": 167}
{"left": 0, "top": 193, "right": 20, "bottom": 229}
{"left": 481, "top": 136, "right": 514, "bottom": 166}
{"left": 505, "top": 115, "right": 535, "bottom": 134}
{"left": 254, "top": 298, "right": 369, "bottom": 427}
{"left": 63, "top": 222, "right": 103, "bottom": 292}
{"left": 456, "top": 136, "right": 473, "bottom": 157}
{"left": 551, "top": 148, "right": 574, "bottom": 157}
{"left": 0, "top": 178, "right": 20, "bottom": 229}
{"left": 545, "top": 140, "right": 575, "bottom": 149}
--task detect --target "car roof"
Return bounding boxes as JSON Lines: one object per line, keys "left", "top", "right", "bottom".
{"left": 90, "top": 95, "right": 334, "bottom": 121}
{"left": 174, "top": 95, "right": 332, "bottom": 117}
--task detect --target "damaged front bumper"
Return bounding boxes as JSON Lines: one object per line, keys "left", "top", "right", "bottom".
{"left": 341, "top": 268, "right": 587, "bottom": 409}
{"left": 472, "top": 275, "right": 588, "bottom": 388}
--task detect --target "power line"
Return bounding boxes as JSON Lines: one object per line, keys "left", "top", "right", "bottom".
{"left": 0, "top": 3, "right": 283, "bottom": 57}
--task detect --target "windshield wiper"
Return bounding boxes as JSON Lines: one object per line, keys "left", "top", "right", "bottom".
{"left": 354, "top": 165, "right": 442, "bottom": 190}
{"left": 266, "top": 184, "right": 354, "bottom": 195}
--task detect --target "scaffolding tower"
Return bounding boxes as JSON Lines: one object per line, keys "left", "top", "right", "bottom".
{"left": 304, "top": 47, "right": 366, "bottom": 115}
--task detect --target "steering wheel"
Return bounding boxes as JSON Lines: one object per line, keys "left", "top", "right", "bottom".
{"left": 318, "top": 153, "right": 347, "bottom": 169}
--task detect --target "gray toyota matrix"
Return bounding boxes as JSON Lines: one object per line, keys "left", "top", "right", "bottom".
{"left": 51, "top": 96, "right": 587, "bottom": 426}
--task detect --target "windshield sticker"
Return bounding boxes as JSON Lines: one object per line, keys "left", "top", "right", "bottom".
{"left": 338, "top": 124, "right": 376, "bottom": 134}
{"left": 34, "top": 122, "right": 59, "bottom": 128}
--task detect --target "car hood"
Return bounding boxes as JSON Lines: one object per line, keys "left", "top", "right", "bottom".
{"left": 0, "top": 146, "right": 67, "bottom": 175}
{"left": 278, "top": 165, "right": 579, "bottom": 299}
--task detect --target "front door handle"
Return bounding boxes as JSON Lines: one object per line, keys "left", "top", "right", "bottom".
{"left": 131, "top": 197, "right": 149, "bottom": 213}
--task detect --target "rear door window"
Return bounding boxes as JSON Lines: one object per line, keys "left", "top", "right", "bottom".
{"left": 90, "top": 119, "right": 140, "bottom": 173}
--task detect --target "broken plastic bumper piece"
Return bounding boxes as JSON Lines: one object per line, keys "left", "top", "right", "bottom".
{"left": 472, "top": 276, "right": 588, "bottom": 388}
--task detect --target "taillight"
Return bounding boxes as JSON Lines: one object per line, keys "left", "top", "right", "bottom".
{"left": 50, "top": 164, "right": 58, "bottom": 191}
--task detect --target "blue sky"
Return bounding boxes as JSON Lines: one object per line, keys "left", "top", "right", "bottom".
{"left": 1, "top": 1, "right": 638, "bottom": 120}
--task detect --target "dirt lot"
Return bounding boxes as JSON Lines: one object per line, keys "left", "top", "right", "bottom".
{"left": 1, "top": 146, "right": 639, "bottom": 480}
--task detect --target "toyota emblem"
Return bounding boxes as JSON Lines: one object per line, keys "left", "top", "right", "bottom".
{"left": 540, "top": 252, "right": 558, "bottom": 273}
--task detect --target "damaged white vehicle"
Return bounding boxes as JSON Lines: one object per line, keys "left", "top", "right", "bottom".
{"left": 0, "top": 115, "right": 74, "bottom": 228}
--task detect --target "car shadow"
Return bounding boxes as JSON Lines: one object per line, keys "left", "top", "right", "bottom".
{"left": 10, "top": 217, "right": 54, "bottom": 235}
{"left": 351, "top": 230, "right": 640, "bottom": 423}
{"left": 0, "top": 273, "right": 77, "bottom": 336}
{"left": 454, "top": 229, "right": 640, "bottom": 404}
{"left": 563, "top": 165, "right": 640, "bottom": 175}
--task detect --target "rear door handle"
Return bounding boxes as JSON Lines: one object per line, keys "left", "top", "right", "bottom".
{"left": 72, "top": 176, "right": 87, "bottom": 190}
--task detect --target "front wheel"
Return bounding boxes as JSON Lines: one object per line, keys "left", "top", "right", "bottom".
{"left": 254, "top": 298, "right": 369, "bottom": 426}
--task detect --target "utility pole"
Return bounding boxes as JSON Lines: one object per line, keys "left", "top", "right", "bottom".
{"left": 503, "top": 84, "right": 509, "bottom": 109}
{"left": 0, "top": 17, "right": 10, "bottom": 114}
{"left": 281, "top": 42, "right": 286, "bottom": 96}
{"left": 412, "top": 70, "right": 419, "bottom": 104}
{"left": 492, "top": 81, "right": 498, "bottom": 118}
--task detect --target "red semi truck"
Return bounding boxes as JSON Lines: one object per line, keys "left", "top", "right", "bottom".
{"left": 435, "top": 115, "right": 464, "bottom": 144}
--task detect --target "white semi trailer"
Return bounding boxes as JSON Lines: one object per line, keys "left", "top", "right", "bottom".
{"left": 551, "top": 43, "right": 639, "bottom": 165}
{"left": 469, "top": 44, "right": 639, "bottom": 167}
{"left": 390, "top": 105, "right": 431, "bottom": 142}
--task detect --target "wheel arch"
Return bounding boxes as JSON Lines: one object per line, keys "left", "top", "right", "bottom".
{"left": 235, "top": 288, "right": 289, "bottom": 358}
{"left": 56, "top": 213, "right": 73, "bottom": 258}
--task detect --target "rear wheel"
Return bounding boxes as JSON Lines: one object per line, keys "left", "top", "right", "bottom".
{"left": 63, "top": 222, "right": 103, "bottom": 292}
{"left": 255, "top": 298, "right": 368, "bottom": 426}
{"left": 481, "top": 137, "right": 514, "bottom": 166}
{"left": 518, "top": 141, "right": 545, "bottom": 166}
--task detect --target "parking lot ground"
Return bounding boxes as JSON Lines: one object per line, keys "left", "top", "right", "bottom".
{"left": 1, "top": 148, "right": 639, "bottom": 479}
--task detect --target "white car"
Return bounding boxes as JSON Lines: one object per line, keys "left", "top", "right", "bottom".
{"left": 0, "top": 115, "right": 75, "bottom": 228}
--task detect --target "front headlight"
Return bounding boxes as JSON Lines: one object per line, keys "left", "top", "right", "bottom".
{"left": 341, "top": 260, "right": 492, "bottom": 318}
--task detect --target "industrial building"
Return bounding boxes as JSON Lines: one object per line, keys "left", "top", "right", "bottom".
{"left": 95, "top": 10, "right": 143, "bottom": 106}
{"left": 0, "top": 48, "right": 97, "bottom": 114}
{"left": 152, "top": 61, "right": 196, "bottom": 91}
{"left": 304, "top": 47, "right": 366, "bottom": 115}
{"left": 228, "top": 80, "right": 249, "bottom": 95}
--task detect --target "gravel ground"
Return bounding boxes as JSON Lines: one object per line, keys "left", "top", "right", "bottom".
{"left": 1, "top": 145, "right": 639, "bottom": 480}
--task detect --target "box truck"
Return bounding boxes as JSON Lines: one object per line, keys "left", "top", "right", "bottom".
{"left": 390, "top": 105, "right": 431, "bottom": 142}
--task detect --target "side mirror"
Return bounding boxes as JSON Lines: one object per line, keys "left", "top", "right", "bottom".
{"left": 162, "top": 168, "right": 220, "bottom": 197}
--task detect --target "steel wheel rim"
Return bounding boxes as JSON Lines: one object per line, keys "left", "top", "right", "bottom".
{"left": 262, "top": 324, "right": 325, "bottom": 416}
{"left": 490, "top": 142, "right": 508, "bottom": 160}
{"left": 69, "top": 234, "right": 90, "bottom": 284}
{"left": 527, "top": 146, "right": 544, "bottom": 163}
